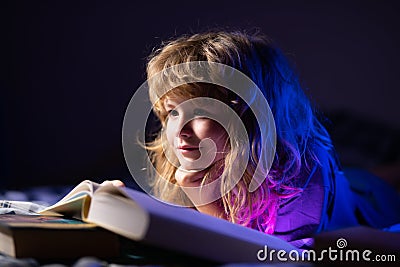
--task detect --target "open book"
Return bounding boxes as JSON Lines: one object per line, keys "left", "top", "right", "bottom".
{"left": 39, "top": 180, "right": 298, "bottom": 263}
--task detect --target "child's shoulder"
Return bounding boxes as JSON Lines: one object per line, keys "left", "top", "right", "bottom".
{"left": 273, "top": 147, "right": 339, "bottom": 242}
{"left": 274, "top": 161, "right": 327, "bottom": 242}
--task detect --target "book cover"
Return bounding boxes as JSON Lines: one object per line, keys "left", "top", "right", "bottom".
{"left": 0, "top": 214, "right": 120, "bottom": 260}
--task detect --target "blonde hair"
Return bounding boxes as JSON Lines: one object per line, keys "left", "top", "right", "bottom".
{"left": 145, "top": 30, "right": 333, "bottom": 234}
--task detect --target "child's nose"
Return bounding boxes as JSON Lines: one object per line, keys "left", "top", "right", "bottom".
{"left": 178, "top": 120, "right": 193, "bottom": 138}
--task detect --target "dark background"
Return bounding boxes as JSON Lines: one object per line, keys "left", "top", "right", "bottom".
{"left": 1, "top": 0, "right": 399, "bottom": 189}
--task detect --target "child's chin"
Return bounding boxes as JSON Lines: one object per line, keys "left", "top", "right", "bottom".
{"left": 179, "top": 161, "right": 206, "bottom": 171}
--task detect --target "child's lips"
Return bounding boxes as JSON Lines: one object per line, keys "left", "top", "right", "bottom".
{"left": 177, "top": 146, "right": 200, "bottom": 154}
{"left": 178, "top": 146, "right": 199, "bottom": 151}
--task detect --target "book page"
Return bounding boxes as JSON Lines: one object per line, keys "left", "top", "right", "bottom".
{"left": 86, "top": 191, "right": 149, "bottom": 240}
{"left": 39, "top": 180, "right": 101, "bottom": 219}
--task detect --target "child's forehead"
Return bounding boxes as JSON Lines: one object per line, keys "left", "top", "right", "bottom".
{"left": 163, "top": 97, "right": 184, "bottom": 107}
{"left": 163, "top": 96, "right": 211, "bottom": 107}
{"left": 158, "top": 84, "right": 232, "bottom": 108}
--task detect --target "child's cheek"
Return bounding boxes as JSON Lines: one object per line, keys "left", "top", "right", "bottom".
{"left": 165, "top": 122, "right": 177, "bottom": 153}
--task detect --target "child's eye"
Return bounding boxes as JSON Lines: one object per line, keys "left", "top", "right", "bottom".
{"left": 168, "top": 109, "right": 179, "bottom": 117}
{"left": 193, "top": 108, "right": 209, "bottom": 117}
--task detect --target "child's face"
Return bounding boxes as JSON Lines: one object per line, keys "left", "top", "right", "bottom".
{"left": 163, "top": 97, "right": 229, "bottom": 171}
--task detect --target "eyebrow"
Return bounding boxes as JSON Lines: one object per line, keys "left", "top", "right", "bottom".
{"left": 164, "top": 100, "right": 175, "bottom": 108}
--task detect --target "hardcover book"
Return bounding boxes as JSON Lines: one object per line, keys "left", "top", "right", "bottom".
{"left": 4, "top": 180, "right": 298, "bottom": 263}
{"left": 0, "top": 214, "right": 119, "bottom": 259}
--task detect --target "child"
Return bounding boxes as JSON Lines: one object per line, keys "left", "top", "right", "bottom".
{"left": 144, "top": 30, "right": 400, "bottom": 248}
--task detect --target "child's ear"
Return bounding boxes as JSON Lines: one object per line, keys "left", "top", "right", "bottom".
{"left": 230, "top": 99, "right": 239, "bottom": 106}
{"left": 228, "top": 99, "right": 239, "bottom": 112}
{"left": 229, "top": 99, "right": 248, "bottom": 115}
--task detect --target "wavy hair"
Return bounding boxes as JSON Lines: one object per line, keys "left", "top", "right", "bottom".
{"left": 145, "top": 30, "right": 333, "bottom": 234}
